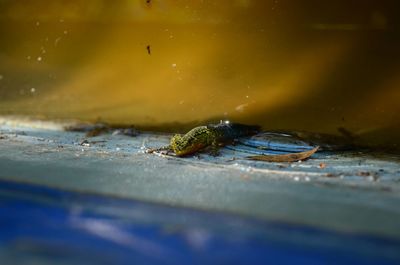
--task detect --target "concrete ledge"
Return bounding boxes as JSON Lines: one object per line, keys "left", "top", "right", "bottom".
{"left": 1, "top": 121, "right": 400, "bottom": 239}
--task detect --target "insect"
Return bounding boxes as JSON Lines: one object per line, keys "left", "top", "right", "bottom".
{"left": 148, "top": 121, "right": 260, "bottom": 156}
{"left": 147, "top": 121, "right": 322, "bottom": 162}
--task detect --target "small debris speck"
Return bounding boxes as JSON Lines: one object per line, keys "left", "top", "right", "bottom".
{"left": 80, "top": 139, "right": 90, "bottom": 147}
{"left": 357, "top": 171, "right": 371, "bottom": 177}
{"left": 326, "top": 173, "right": 338, "bottom": 178}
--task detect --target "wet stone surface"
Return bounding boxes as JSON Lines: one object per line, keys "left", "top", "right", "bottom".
{"left": 1, "top": 122, "right": 400, "bottom": 239}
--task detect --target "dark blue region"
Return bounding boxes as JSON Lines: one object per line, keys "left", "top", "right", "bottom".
{"left": 0, "top": 179, "right": 399, "bottom": 265}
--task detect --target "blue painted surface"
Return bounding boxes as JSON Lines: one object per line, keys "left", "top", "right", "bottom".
{"left": 0, "top": 179, "right": 400, "bottom": 265}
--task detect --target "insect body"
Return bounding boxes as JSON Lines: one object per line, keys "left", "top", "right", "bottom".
{"left": 170, "top": 126, "right": 216, "bottom": 156}
{"left": 152, "top": 122, "right": 260, "bottom": 156}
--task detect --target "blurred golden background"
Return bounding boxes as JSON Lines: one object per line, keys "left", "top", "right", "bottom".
{"left": 0, "top": 0, "right": 399, "bottom": 149}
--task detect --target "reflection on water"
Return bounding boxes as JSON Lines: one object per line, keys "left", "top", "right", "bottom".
{"left": 0, "top": 0, "right": 399, "bottom": 150}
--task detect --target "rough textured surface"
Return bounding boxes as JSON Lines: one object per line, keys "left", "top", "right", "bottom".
{"left": 1, "top": 121, "right": 400, "bottom": 240}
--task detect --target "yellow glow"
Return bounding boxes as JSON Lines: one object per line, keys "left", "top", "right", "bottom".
{"left": 1, "top": 1, "right": 400, "bottom": 149}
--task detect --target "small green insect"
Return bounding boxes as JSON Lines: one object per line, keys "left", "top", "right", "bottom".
{"left": 149, "top": 121, "right": 260, "bottom": 156}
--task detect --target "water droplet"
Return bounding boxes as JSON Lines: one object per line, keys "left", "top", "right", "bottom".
{"left": 171, "top": 63, "right": 177, "bottom": 68}
{"left": 30, "top": 88, "right": 36, "bottom": 93}
{"left": 0, "top": 75, "right": 3, "bottom": 80}
{"left": 64, "top": 30, "right": 68, "bottom": 35}
{"left": 37, "top": 56, "right": 42, "bottom": 61}
{"left": 36, "top": 21, "right": 40, "bottom": 26}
